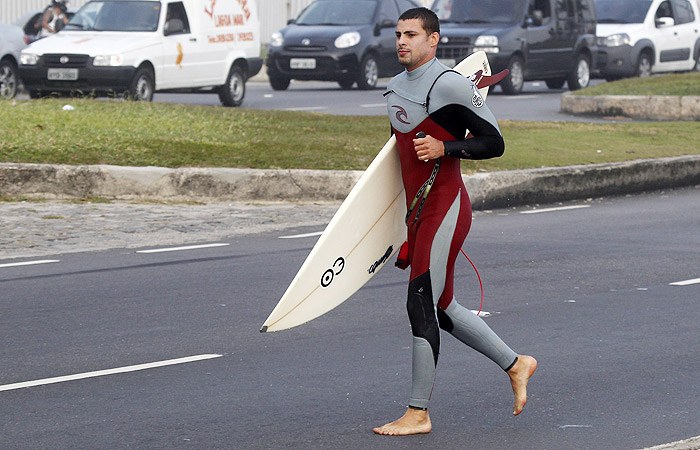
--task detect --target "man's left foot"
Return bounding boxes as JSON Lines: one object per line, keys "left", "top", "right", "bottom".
{"left": 373, "top": 408, "right": 431, "bottom": 435}
{"left": 507, "top": 355, "right": 537, "bottom": 416}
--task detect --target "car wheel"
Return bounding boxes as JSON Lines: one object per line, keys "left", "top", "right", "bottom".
{"left": 545, "top": 78, "right": 566, "bottom": 89}
{"left": 636, "top": 52, "right": 652, "bottom": 78}
{"left": 218, "top": 64, "right": 246, "bottom": 107}
{"left": 694, "top": 52, "right": 700, "bottom": 72}
{"left": 338, "top": 77, "right": 354, "bottom": 90}
{"left": 0, "top": 59, "right": 19, "bottom": 99}
{"left": 567, "top": 53, "right": 591, "bottom": 91}
{"left": 127, "top": 67, "right": 155, "bottom": 101}
{"left": 356, "top": 54, "right": 378, "bottom": 90}
{"left": 269, "top": 76, "right": 290, "bottom": 91}
{"left": 501, "top": 55, "right": 524, "bottom": 95}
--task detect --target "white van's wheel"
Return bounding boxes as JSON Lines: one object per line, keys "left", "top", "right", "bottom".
{"left": 567, "top": 53, "right": 591, "bottom": 91}
{"left": 636, "top": 52, "right": 652, "bottom": 77}
{"left": 127, "top": 67, "right": 154, "bottom": 101}
{"left": 219, "top": 65, "right": 245, "bottom": 107}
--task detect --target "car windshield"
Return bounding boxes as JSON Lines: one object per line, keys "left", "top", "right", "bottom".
{"left": 595, "top": 0, "right": 652, "bottom": 24}
{"left": 66, "top": 1, "right": 161, "bottom": 31}
{"left": 296, "top": 0, "right": 377, "bottom": 25}
{"left": 432, "top": 0, "right": 527, "bottom": 24}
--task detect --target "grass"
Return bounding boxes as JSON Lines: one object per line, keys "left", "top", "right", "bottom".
{"left": 574, "top": 72, "right": 700, "bottom": 96}
{"left": 1, "top": 96, "right": 699, "bottom": 174}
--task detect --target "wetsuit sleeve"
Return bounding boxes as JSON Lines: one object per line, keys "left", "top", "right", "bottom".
{"left": 429, "top": 75, "right": 505, "bottom": 160}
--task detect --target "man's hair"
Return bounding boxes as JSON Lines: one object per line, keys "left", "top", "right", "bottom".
{"left": 398, "top": 7, "right": 440, "bottom": 35}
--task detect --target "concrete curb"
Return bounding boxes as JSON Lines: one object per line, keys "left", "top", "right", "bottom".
{"left": 561, "top": 92, "right": 700, "bottom": 121}
{"left": 2, "top": 155, "right": 700, "bottom": 208}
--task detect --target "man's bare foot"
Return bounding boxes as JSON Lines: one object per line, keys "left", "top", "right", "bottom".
{"left": 373, "top": 408, "right": 432, "bottom": 435}
{"left": 507, "top": 355, "right": 538, "bottom": 416}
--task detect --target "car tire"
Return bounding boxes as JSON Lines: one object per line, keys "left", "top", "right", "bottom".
{"left": 127, "top": 66, "right": 155, "bottom": 101}
{"left": 338, "top": 77, "right": 355, "bottom": 90}
{"left": 501, "top": 55, "right": 524, "bottom": 95}
{"left": 636, "top": 51, "right": 652, "bottom": 78}
{"left": 356, "top": 54, "right": 378, "bottom": 90}
{"left": 545, "top": 77, "right": 566, "bottom": 89}
{"left": 218, "top": 64, "right": 246, "bottom": 107}
{"left": 567, "top": 53, "right": 591, "bottom": 91}
{"left": 0, "top": 59, "right": 19, "bottom": 99}
{"left": 269, "top": 76, "right": 290, "bottom": 91}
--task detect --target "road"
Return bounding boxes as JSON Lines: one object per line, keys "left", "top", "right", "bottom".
{"left": 1, "top": 187, "right": 699, "bottom": 449}
{"left": 153, "top": 79, "right": 612, "bottom": 122}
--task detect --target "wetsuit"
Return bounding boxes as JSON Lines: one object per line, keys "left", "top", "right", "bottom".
{"left": 384, "top": 58, "right": 518, "bottom": 410}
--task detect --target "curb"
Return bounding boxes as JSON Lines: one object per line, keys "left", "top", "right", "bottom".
{"left": 2, "top": 155, "right": 700, "bottom": 208}
{"left": 561, "top": 92, "right": 700, "bottom": 121}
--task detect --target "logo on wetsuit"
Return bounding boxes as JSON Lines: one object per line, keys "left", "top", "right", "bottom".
{"left": 392, "top": 105, "right": 410, "bottom": 125}
{"left": 471, "top": 84, "right": 484, "bottom": 108}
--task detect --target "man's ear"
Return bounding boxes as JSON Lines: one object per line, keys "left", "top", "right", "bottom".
{"left": 429, "top": 32, "right": 440, "bottom": 48}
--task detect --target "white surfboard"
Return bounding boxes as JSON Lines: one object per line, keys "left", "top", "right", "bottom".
{"left": 261, "top": 51, "right": 495, "bottom": 333}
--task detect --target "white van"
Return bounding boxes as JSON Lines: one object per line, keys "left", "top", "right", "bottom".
{"left": 19, "top": 0, "right": 262, "bottom": 106}
{"left": 595, "top": 0, "right": 700, "bottom": 79}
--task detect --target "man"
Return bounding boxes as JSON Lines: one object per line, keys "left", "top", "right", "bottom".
{"left": 39, "top": 1, "right": 69, "bottom": 38}
{"left": 374, "top": 7, "right": 537, "bottom": 436}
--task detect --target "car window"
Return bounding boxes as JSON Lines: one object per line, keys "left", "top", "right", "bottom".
{"left": 396, "top": 0, "right": 419, "bottom": 13}
{"left": 432, "top": 0, "right": 527, "bottom": 24}
{"left": 671, "top": 0, "right": 695, "bottom": 23}
{"left": 165, "top": 2, "right": 190, "bottom": 35}
{"left": 378, "top": 0, "right": 399, "bottom": 21}
{"left": 557, "top": 0, "right": 575, "bottom": 19}
{"left": 529, "top": 0, "right": 553, "bottom": 23}
{"left": 296, "top": 0, "right": 378, "bottom": 25}
{"left": 576, "top": 0, "right": 596, "bottom": 23}
{"left": 595, "top": 0, "right": 652, "bottom": 24}
{"left": 656, "top": 0, "right": 673, "bottom": 19}
{"left": 68, "top": 1, "right": 161, "bottom": 31}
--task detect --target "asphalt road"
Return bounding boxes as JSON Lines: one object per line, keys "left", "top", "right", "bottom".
{"left": 1, "top": 187, "right": 699, "bottom": 449}
{"left": 153, "top": 79, "right": 612, "bottom": 122}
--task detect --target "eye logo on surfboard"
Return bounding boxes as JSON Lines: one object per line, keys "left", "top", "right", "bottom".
{"left": 321, "top": 257, "right": 345, "bottom": 288}
{"left": 392, "top": 105, "right": 410, "bottom": 125}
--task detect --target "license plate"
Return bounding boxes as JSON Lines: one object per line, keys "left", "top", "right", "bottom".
{"left": 290, "top": 58, "right": 316, "bottom": 69}
{"left": 47, "top": 68, "right": 79, "bottom": 81}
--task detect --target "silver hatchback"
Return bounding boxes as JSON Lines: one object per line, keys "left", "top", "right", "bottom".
{"left": 0, "top": 20, "right": 27, "bottom": 99}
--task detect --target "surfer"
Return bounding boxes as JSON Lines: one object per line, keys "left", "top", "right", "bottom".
{"left": 374, "top": 7, "right": 537, "bottom": 436}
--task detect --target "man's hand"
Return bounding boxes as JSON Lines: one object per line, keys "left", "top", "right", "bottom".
{"left": 413, "top": 134, "right": 445, "bottom": 162}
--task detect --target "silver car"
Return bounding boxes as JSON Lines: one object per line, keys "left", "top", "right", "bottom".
{"left": 0, "top": 20, "right": 27, "bottom": 99}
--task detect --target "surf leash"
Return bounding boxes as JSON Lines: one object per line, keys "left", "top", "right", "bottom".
{"left": 460, "top": 248, "right": 484, "bottom": 315}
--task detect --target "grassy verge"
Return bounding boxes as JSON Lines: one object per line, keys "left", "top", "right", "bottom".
{"left": 575, "top": 72, "right": 700, "bottom": 96}
{"left": 1, "top": 98, "right": 699, "bottom": 173}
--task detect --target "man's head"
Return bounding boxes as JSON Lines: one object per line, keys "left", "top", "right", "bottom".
{"left": 395, "top": 7, "right": 440, "bottom": 71}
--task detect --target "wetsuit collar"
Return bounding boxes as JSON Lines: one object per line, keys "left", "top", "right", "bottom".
{"left": 405, "top": 57, "right": 439, "bottom": 81}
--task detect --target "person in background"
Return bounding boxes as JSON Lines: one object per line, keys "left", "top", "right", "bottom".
{"left": 39, "top": 0, "right": 69, "bottom": 38}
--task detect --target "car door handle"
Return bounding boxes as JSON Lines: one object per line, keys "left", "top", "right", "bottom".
{"left": 190, "top": 37, "right": 197, "bottom": 42}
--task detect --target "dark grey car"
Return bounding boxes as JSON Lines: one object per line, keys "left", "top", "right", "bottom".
{"left": 265, "top": 0, "right": 420, "bottom": 90}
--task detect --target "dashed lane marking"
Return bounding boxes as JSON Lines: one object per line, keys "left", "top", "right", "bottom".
{"left": 279, "top": 231, "right": 323, "bottom": 239}
{"left": 136, "top": 243, "right": 230, "bottom": 254}
{"left": 0, "top": 260, "right": 60, "bottom": 269}
{"left": 670, "top": 278, "right": 700, "bottom": 286}
{"left": 520, "top": 205, "right": 590, "bottom": 214}
{"left": 0, "top": 354, "right": 223, "bottom": 392}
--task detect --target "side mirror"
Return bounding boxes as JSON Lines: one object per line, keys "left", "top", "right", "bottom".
{"left": 375, "top": 18, "right": 395, "bottom": 35}
{"left": 287, "top": 18, "right": 296, "bottom": 25}
{"left": 655, "top": 16, "right": 675, "bottom": 28}
{"left": 164, "top": 18, "right": 184, "bottom": 35}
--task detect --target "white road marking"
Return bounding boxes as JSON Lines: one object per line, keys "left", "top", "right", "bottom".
{"left": 0, "top": 354, "right": 223, "bottom": 392}
{"left": 279, "top": 231, "right": 324, "bottom": 239}
{"left": 0, "top": 260, "right": 60, "bottom": 268}
{"left": 470, "top": 310, "right": 491, "bottom": 317}
{"left": 670, "top": 278, "right": 700, "bottom": 286}
{"left": 136, "top": 243, "right": 229, "bottom": 254}
{"left": 360, "top": 103, "right": 386, "bottom": 108}
{"left": 520, "top": 205, "right": 591, "bottom": 214}
{"left": 559, "top": 424, "right": 593, "bottom": 429}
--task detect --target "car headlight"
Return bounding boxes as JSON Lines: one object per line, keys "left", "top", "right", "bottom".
{"left": 270, "top": 31, "right": 284, "bottom": 47}
{"left": 474, "top": 35, "right": 499, "bottom": 53}
{"left": 20, "top": 53, "right": 39, "bottom": 65}
{"left": 335, "top": 31, "right": 360, "bottom": 49}
{"left": 598, "top": 33, "right": 630, "bottom": 47}
{"left": 93, "top": 55, "right": 122, "bottom": 66}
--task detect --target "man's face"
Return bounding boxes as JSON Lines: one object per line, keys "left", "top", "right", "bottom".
{"left": 395, "top": 18, "right": 438, "bottom": 71}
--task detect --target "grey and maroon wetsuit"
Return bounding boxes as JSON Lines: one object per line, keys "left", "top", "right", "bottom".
{"left": 384, "top": 57, "right": 518, "bottom": 410}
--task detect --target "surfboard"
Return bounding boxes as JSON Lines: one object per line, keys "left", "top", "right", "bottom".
{"left": 261, "top": 51, "right": 500, "bottom": 333}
